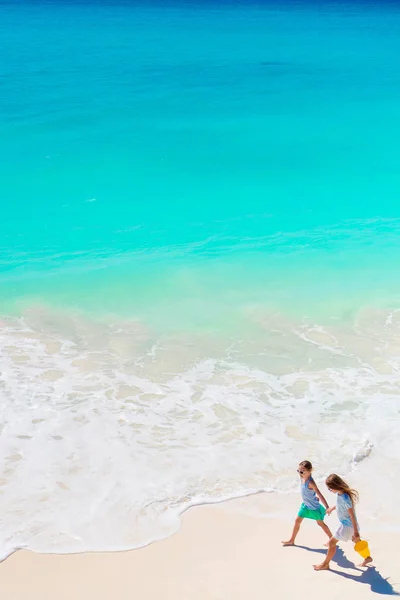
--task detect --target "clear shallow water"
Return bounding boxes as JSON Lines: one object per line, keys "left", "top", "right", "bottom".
{"left": 1, "top": 0, "right": 400, "bottom": 557}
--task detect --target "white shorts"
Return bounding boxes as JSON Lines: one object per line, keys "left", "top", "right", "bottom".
{"left": 334, "top": 524, "right": 356, "bottom": 542}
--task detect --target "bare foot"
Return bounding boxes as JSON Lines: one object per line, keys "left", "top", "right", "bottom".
{"left": 313, "top": 562, "right": 330, "bottom": 571}
{"left": 281, "top": 540, "right": 295, "bottom": 546}
{"left": 359, "top": 557, "right": 373, "bottom": 567}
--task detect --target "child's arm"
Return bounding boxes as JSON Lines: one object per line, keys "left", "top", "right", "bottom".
{"left": 309, "top": 481, "right": 329, "bottom": 510}
{"left": 348, "top": 507, "right": 360, "bottom": 542}
{"left": 326, "top": 506, "right": 336, "bottom": 516}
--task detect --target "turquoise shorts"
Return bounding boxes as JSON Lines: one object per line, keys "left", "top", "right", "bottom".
{"left": 298, "top": 503, "right": 326, "bottom": 521}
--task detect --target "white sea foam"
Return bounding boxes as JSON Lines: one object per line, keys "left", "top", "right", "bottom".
{"left": 0, "top": 305, "right": 399, "bottom": 558}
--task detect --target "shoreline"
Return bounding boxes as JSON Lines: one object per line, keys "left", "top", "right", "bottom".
{"left": 2, "top": 301, "right": 400, "bottom": 559}
{"left": 1, "top": 493, "right": 398, "bottom": 600}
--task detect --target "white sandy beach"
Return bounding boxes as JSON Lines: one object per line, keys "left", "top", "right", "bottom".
{"left": 1, "top": 493, "right": 398, "bottom": 600}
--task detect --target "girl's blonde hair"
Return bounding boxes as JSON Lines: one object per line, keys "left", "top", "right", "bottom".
{"left": 326, "top": 474, "right": 359, "bottom": 505}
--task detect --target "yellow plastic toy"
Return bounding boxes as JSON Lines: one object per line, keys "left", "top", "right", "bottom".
{"left": 354, "top": 540, "right": 370, "bottom": 559}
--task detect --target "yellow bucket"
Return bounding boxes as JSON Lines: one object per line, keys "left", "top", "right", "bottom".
{"left": 354, "top": 540, "right": 370, "bottom": 559}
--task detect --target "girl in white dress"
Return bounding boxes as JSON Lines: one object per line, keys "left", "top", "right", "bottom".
{"left": 313, "top": 474, "right": 373, "bottom": 571}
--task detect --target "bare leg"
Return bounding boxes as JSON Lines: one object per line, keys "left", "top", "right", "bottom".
{"left": 282, "top": 516, "right": 303, "bottom": 546}
{"left": 359, "top": 556, "right": 373, "bottom": 567}
{"left": 316, "top": 520, "right": 333, "bottom": 543}
{"left": 313, "top": 537, "right": 337, "bottom": 570}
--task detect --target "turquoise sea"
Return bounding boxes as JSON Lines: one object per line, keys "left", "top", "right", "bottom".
{"left": 1, "top": 0, "right": 400, "bottom": 557}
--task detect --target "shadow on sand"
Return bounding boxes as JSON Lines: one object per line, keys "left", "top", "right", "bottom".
{"left": 294, "top": 545, "right": 399, "bottom": 596}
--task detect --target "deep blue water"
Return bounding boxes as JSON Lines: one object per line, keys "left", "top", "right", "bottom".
{"left": 1, "top": 0, "right": 400, "bottom": 326}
